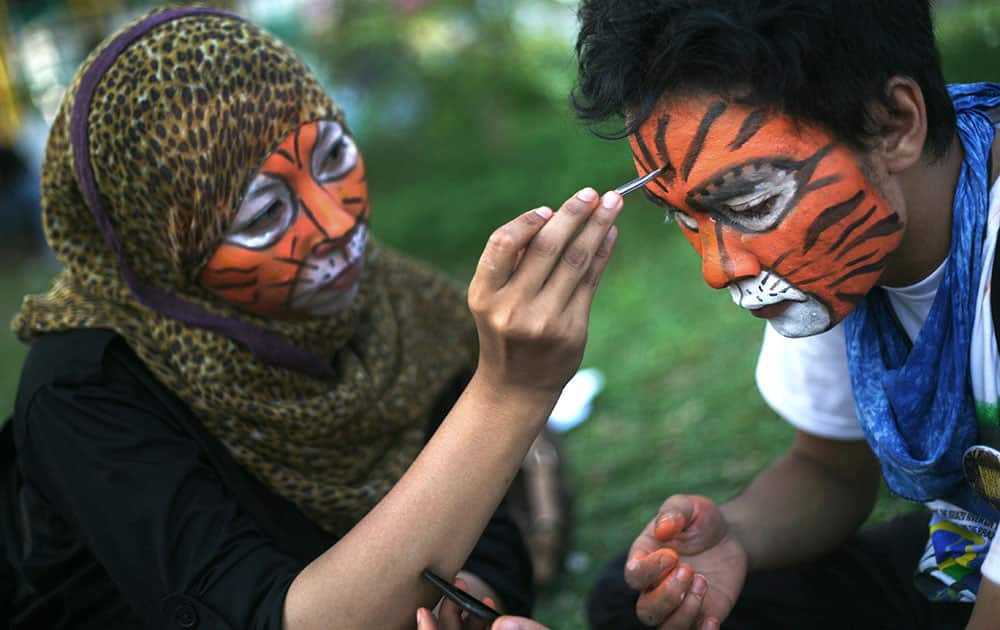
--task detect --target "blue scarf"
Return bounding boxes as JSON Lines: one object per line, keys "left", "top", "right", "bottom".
{"left": 845, "top": 83, "right": 1000, "bottom": 509}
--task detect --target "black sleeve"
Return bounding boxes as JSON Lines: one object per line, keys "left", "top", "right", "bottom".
{"left": 462, "top": 497, "right": 534, "bottom": 615}
{"left": 426, "top": 375, "right": 535, "bottom": 616}
{"left": 14, "top": 360, "right": 300, "bottom": 629}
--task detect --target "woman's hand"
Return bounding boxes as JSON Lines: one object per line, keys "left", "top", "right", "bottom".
{"left": 416, "top": 607, "right": 551, "bottom": 630}
{"left": 467, "top": 188, "right": 621, "bottom": 400}
{"left": 416, "top": 576, "right": 499, "bottom": 630}
{"left": 416, "top": 575, "right": 551, "bottom": 630}
{"left": 284, "top": 188, "right": 621, "bottom": 629}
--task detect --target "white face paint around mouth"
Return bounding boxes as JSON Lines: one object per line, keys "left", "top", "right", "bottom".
{"left": 290, "top": 224, "right": 369, "bottom": 315}
{"left": 728, "top": 270, "right": 832, "bottom": 337}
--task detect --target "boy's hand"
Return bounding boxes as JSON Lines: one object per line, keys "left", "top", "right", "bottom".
{"left": 625, "top": 495, "right": 748, "bottom": 629}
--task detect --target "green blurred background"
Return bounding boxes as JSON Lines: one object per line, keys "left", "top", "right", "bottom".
{"left": 0, "top": 1, "right": 998, "bottom": 627}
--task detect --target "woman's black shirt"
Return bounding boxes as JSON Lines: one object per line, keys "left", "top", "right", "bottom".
{"left": 0, "top": 329, "right": 532, "bottom": 628}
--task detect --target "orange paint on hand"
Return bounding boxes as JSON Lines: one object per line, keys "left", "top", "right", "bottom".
{"left": 654, "top": 512, "right": 685, "bottom": 541}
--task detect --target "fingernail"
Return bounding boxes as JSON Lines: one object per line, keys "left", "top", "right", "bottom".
{"left": 657, "top": 549, "right": 677, "bottom": 571}
{"left": 691, "top": 574, "right": 709, "bottom": 598}
{"left": 576, "top": 187, "right": 598, "bottom": 202}
{"left": 672, "top": 563, "right": 692, "bottom": 583}
{"left": 534, "top": 206, "right": 553, "bottom": 219}
{"left": 625, "top": 559, "right": 639, "bottom": 573}
{"left": 602, "top": 191, "right": 622, "bottom": 209}
{"left": 703, "top": 617, "right": 721, "bottom": 630}
{"left": 494, "top": 619, "right": 526, "bottom": 630}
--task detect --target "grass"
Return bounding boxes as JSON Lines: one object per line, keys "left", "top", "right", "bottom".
{"left": 1, "top": 3, "right": 998, "bottom": 628}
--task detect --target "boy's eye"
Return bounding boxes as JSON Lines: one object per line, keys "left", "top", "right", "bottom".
{"left": 688, "top": 158, "right": 805, "bottom": 233}
{"left": 672, "top": 210, "right": 699, "bottom": 231}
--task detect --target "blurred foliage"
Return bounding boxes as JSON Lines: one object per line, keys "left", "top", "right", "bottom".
{"left": 937, "top": 0, "right": 1000, "bottom": 82}
{"left": 307, "top": 0, "right": 576, "bottom": 140}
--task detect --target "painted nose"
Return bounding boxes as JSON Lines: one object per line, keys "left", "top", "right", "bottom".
{"left": 699, "top": 226, "right": 761, "bottom": 289}
{"left": 301, "top": 180, "right": 357, "bottom": 241}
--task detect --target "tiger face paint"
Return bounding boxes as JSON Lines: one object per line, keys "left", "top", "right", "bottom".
{"left": 200, "top": 119, "right": 370, "bottom": 319}
{"left": 632, "top": 95, "right": 904, "bottom": 337}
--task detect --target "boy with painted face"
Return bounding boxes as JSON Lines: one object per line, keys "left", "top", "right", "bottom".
{"left": 574, "top": 1, "right": 1000, "bottom": 629}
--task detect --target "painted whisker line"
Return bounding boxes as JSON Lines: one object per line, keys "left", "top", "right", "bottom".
{"left": 760, "top": 250, "right": 795, "bottom": 288}
{"left": 274, "top": 256, "right": 319, "bottom": 270}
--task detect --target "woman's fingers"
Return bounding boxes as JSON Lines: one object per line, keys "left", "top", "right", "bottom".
{"left": 417, "top": 607, "right": 438, "bottom": 630}
{"left": 510, "top": 188, "right": 602, "bottom": 293}
{"left": 438, "top": 595, "right": 464, "bottom": 630}
{"left": 474, "top": 207, "right": 554, "bottom": 292}
{"left": 491, "top": 617, "right": 551, "bottom": 630}
{"left": 566, "top": 222, "right": 618, "bottom": 318}
{"left": 543, "top": 190, "right": 621, "bottom": 308}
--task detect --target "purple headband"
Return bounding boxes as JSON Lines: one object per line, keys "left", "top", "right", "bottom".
{"left": 69, "top": 6, "right": 335, "bottom": 378}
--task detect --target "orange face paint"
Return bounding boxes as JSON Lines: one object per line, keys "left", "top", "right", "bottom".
{"left": 200, "top": 120, "right": 370, "bottom": 318}
{"left": 632, "top": 95, "right": 904, "bottom": 336}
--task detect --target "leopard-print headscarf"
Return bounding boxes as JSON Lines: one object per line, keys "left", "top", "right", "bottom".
{"left": 13, "top": 6, "right": 476, "bottom": 535}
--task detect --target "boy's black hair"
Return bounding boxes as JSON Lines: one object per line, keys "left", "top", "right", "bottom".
{"left": 573, "top": 0, "right": 956, "bottom": 158}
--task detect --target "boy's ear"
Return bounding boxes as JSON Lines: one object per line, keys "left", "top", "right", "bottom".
{"left": 874, "top": 76, "right": 928, "bottom": 174}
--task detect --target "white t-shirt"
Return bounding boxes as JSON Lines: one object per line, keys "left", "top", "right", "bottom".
{"left": 755, "top": 178, "right": 1000, "bottom": 599}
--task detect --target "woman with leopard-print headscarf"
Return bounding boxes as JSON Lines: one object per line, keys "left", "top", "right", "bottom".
{"left": 0, "top": 6, "right": 622, "bottom": 630}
